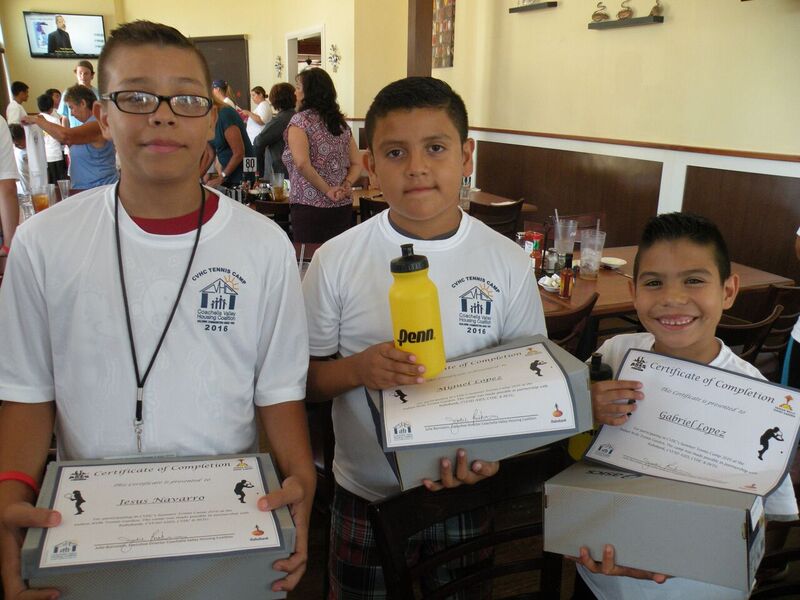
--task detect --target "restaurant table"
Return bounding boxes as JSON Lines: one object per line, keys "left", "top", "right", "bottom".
{"left": 353, "top": 188, "right": 537, "bottom": 227}
{"left": 538, "top": 246, "right": 794, "bottom": 317}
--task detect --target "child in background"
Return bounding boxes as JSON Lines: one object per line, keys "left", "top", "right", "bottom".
{"left": 7, "top": 124, "right": 29, "bottom": 196}
{"left": 0, "top": 21, "right": 314, "bottom": 597}
{"left": 576, "top": 212, "right": 798, "bottom": 600}
{"left": 302, "top": 76, "right": 547, "bottom": 598}
{"left": 36, "top": 93, "right": 68, "bottom": 183}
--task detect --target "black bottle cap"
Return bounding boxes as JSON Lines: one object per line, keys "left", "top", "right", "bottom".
{"left": 390, "top": 243, "right": 429, "bottom": 273}
{"left": 564, "top": 253, "right": 573, "bottom": 268}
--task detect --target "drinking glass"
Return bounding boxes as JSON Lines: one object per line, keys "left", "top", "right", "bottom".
{"left": 57, "top": 179, "right": 72, "bottom": 201}
{"left": 271, "top": 173, "right": 285, "bottom": 201}
{"left": 31, "top": 186, "right": 50, "bottom": 213}
{"left": 553, "top": 219, "right": 577, "bottom": 255}
{"left": 579, "top": 229, "right": 606, "bottom": 280}
{"left": 18, "top": 194, "right": 35, "bottom": 221}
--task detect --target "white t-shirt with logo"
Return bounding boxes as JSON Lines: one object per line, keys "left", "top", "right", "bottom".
{"left": 246, "top": 101, "right": 273, "bottom": 144}
{"left": 0, "top": 185, "right": 308, "bottom": 460}
{"left": 302, "top": 209, "right": 547, "bottom": 501}
{"left": 578, "top": 332, "right": 799, "bottom": 600}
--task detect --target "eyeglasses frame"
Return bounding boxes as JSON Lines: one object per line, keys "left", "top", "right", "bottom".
{"left": 100, "top": 91, "right": 213, "bottom": 117}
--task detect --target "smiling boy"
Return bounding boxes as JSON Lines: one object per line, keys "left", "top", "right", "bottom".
{"left": 302, "top": 77, "right": 546, "bottom": 598}
{"left": 576, "top": 213, "right": 798, "bottom": 600}
{"left": 0, "top": 21, "right": 314, "bottom": 597}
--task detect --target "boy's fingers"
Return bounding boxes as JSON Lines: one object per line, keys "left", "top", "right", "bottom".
{"left": 258, "top": 477, "right": 303, "bottom": 512}
{"left": 454, "top": 449, "right": 470, "bottom": 481}
{"left": 2, "top": 504, "right": 61, "bottom": 530}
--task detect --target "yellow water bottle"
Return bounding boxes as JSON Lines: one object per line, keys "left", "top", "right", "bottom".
{"left": 389, "top": 244, "right": 446, "bottom": 379}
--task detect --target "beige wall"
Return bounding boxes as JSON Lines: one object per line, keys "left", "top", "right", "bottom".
{"left": 3, "top": 0, "right": 797, "bottom": 155}
{"left": 1, "top": 0, "right": 119, "bottom": 107}
{"left": 436, "top": 0, "right": 800, "bottom": 155}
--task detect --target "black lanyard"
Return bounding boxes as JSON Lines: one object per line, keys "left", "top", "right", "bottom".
{"left": 114, "top": 181, "right": 207, "bottom": 452}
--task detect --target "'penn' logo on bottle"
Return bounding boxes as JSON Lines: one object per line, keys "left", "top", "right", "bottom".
{"left": 397, "top": 328, "right": 435, "bottom": 346}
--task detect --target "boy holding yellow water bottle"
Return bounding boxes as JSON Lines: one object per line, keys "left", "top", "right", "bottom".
{"left": 302, "top": 77, "right": 547, "bottom": 598}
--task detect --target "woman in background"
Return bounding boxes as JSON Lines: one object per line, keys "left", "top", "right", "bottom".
{"left": 253, "top": 83, "right": 295, "bottom": 179}
{"left": 205, "top": 97, "right": 254, "bottom": 188}
{"left": 242, "top": 86, "right": 273, "bottom": 145}
{"left": 282, "top": 68, "right": 361, "bottom": 243}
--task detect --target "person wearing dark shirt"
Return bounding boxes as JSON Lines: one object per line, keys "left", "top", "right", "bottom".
{"left": 47, "top": 15, "right": 74, "bottom": 55}
{"left": 253, "top": 83, "right": 295, "bottom": 178}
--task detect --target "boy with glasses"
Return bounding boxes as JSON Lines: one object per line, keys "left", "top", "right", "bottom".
{"left": 0, "top": 21, "right": 314, "bottom": 597}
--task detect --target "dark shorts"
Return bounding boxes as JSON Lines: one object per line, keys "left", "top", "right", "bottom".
{"left": 290, "top": 203, "right": 353, "bottom": 243}
{"left": 46, "top": 159, "right": 68, "bottom": 184}
{"left": 328, "top": 483, "right": 492, "bottom": 600}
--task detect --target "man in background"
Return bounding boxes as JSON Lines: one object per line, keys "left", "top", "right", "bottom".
{"left": 58, "top": 61, "right": 98, "bottom": 127}
{"left": 5, "top": 82, "right": 29, "bottom": 125}
{"left": 47, "top": 15, "right": 74, "bottom": 55}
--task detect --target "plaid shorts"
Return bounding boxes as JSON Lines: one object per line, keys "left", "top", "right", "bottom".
{"left": 328, "top": 483, "right": 492, "bottom": 600}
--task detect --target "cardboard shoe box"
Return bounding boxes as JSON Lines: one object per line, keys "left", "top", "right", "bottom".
{"left": 22, "top": 453, "right": 295, "bottom": 600}
{"left": 544, "top": 462, "right": 765, "bottom": 592}
{"left": 367, "top": 335, "right": 592, "bottom": 490}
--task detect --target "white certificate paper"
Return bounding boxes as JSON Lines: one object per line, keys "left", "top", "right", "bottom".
{"left": 586, "top": 349, "right": 800, "bottom": 495}
{"left": 40, "top": 457, "right": 280, "bottom": 568}
{"left": 381, "top": 342, "right": 576, "bottom": 448}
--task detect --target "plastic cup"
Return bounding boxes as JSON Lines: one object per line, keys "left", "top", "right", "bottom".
{"left": 18, "top": 194, "right": 35, "bottom": 220}
{"left": 57, "top": 179, "right": 71, "bottom": 201}
{"left": 553, "top": 219, "right": 577, "bottom": 255}
{"left": 271, "top": 173, "right": 285, "bottom": 201}
{"left": 31, "top": 187, "right": 50, "bottom": 213}
{"left": 579, "top": 229, "right": 607, "bottom": 280}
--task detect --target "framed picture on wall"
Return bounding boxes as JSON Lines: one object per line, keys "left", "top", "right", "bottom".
{"left": 432, "top": 0, "right": 456, "bottom": 69}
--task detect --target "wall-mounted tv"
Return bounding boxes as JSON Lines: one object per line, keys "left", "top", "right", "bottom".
{"left": 23, "top": 12, "right": 106, "bottom": 59}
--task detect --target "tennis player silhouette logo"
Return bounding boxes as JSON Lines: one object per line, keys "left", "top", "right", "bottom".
{"left": 66, "top": 490, "right": 86, "bottom": 515}
{"left": 529, "top": 360, "right": 546, "bottom": 377}
{"left": 392, "top": 389, "right": 408, "bottom": 403}
{"left": 234, "top": 479, "right": 255, "bottom": 503}
{"left": 758, "top": 427, "right": 784, "bottom": 460}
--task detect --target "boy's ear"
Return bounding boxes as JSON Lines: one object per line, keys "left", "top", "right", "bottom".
{"left": 462, "top": 138, "right": 475, "bottom": 177}
{"left": 93, "top": 100, "right": 113, "bottom": 142}
{"left": 721, "top": 273, "right": 740, "bottom": 310}
{"left": 363, "top": 150, "right": 379, "bottom": 187}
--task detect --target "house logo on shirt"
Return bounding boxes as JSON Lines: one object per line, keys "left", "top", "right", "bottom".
{"left": 194, "top": 269, "right": 245, "bottom": 331}
{"left": 452, "top": 278, "right": 499, "bottom": 335}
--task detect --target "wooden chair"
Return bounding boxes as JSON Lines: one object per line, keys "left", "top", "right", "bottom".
{"left": 359, "top": 196, "right": 388, "bottom": 223}
{"left": 757, "top": 285, "right": 800, "bottom": 382}
{"left": 752, "top": 482, "right": 800, "bottom": 599}
{"left": 367, "top": 446, "right": 571, "bottom": 600}
{"left": 717, "top": 305, "right": 784, "bottom": 366}
{"left": 468, "top": 199, "right": 524, "bottom": 240}
{"left": 253, "top": 200, "right": 291, "bottom": 238}
{"left": 546, "top": 292, "right": 600, "bottom": 361}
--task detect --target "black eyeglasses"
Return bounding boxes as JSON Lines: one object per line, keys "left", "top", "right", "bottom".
{"left": 100, "top": 91, "right": 212, "bottom": 117}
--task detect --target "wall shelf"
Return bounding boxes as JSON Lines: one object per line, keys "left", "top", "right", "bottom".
{"left": 509, "top": 2, "right": 558, "bottom": 14}
{"left": 588, "top": 15, "right": 664, "bottom": 29}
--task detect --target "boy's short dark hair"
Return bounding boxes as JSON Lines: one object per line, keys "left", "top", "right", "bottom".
{"left": 364, "top": 77, "right": 468, "bottom": 149}
{"left": 97, "top": 21, "right": 211, "bottom": 94}
{"left": 8, "top": 123, "right": 24, "bottom": 144}
{"left": 75, "top": 60, "right": 95, "bottom": 74}
{"left": 11, "top": 81, "right": 29, "bottom": 96}
{"left": 64, "top": 85, "right": 97, "bottom": 107}
{"left": 634, "top": 212, "right": 731, "bottom": 282}
{"left": 251, "top": 86, "right": 266, "bottom": 97}
{"left": 269, "top": 83, "right": 295, "bottom": 112}
{"left": 37, "top": 93, "right": 54, "bottom": 113}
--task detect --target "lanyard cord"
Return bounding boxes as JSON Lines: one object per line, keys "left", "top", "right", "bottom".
{"left": 114, "top": 181, "right": 207, "bottom": 445}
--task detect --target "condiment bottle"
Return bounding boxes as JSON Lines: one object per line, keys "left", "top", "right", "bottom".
{"left": 389, "top": 244, "right": 446, "bottom": 379}
{"left": 568, "top": 352, "right": 613, "bottom": 460}
{"left": 529, "top": 232, "right": 543, "bottom": 276}
{"left": 558, "top": 253, "right": 574, "bottom": 299}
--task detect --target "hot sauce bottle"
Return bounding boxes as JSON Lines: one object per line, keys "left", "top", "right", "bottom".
{"left": 558, "top": 253, "right": 574, "bottom": 299}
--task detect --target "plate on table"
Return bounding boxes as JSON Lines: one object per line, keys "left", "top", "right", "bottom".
{"left": 539, "top": 282, "right": 559, "bottom": 293}
{"left": 538, "top": 275, "right": 561, "bottom": 293}
{"left": 601, "top": 257, "right": 627, "bottom": 269}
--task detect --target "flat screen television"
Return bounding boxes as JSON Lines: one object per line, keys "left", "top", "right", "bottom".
{"left": 23, "top": 12, "right": 106, "bottom": 59}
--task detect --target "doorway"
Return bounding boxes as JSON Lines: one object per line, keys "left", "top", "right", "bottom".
{"left": 286, "top": 27, "right": 324, "bottom": 84}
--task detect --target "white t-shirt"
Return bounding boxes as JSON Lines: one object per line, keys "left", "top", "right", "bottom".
{"left": 0, "top": 116, "right": 19, "bottom": 182}
{"left": 0, "top": 185, "right": 308, "bottom": 460}
{"left": 41, "top": 112, "right": 65, "bottom": 162}
{"left": 13, "top": 147, "right": 29, "bottom": 196}
{"left": 6, "top": 100, "right": 26, "bottom": 125}
{"left": 302, "top": 209, "right": 548, "bottom": 501}
{"left": 578, "top": 332, "right": 799, "bottom": 600}
{"left": 246, "top": 101, "right": 273, "bottom": 144}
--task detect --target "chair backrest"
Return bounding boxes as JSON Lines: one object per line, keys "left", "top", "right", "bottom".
{"left": 761, "top": 285, "right": 800, "bottom": 358}
{"left": 252, "top": 200, "right": 291, "bottom": 236}
{"left": 468, "top": 199, "right": 524, "bottom": 240}
{"left": 368, "top": 446, "right": 570, "bottom": 600}
{"left": 717, "top": 304, "right": 784, "bottom": 365}
{"left": 545, "top": 292, "right": 600, "bottom": 360}
{"left": 359, "top": 197, "right": 388, "bottom": 222}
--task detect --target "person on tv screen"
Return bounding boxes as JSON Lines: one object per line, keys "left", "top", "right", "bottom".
{"left": 47, "top": 15, "right": 75, "bottom": 55}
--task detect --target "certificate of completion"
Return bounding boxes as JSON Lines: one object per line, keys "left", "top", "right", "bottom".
{"left": 586, "top": 349, "right": 800, "bottom": 495}
{"left": 39, "top": 456, "right": 280, "bottom": 568}
{"left": 381, "top": 342, "right": 577, "bottom": 448}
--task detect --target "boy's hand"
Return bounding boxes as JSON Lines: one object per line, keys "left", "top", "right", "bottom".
{"left": 257, "top": 475, "right": 308, "bottom": 592}
{"left": 1, "top": 502, "right": 61, "bottom": 599}
{"left": 571, "top": 544, "right": 670, "bottom": 583}
{"left": 422, "top": 449, "right": 500, "bottom": 491}
{"left": 353, "top": 342, "right": 425, "bottom": 390}
{"left": 592, "top": 379, "right": 643, "bottom": 426}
